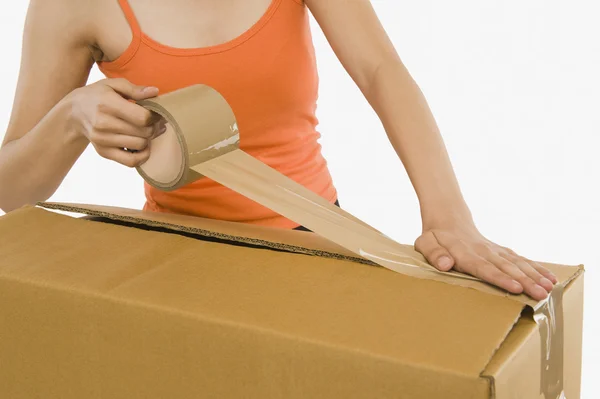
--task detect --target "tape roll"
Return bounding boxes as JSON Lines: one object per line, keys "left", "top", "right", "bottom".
{"left": 136, "top": 84, "right": 239, "bottom": 191}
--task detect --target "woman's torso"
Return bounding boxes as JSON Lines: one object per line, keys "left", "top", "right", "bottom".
{"left": 92, "top": 0, "right": 337, "bottom": 228}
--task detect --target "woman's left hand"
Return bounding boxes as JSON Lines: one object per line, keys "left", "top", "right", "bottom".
{"left": 414, "top": 220, "right": 558, "bottom": 300}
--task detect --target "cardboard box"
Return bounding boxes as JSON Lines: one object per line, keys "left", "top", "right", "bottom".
{"left": 0, "top": 203, "right": 584, "bottom": 398}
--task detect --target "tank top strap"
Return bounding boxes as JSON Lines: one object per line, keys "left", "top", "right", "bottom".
{"left": 116, "top": 0, "right": 142, "bottom": 37}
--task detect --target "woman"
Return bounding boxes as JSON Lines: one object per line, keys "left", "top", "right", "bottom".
{"left": 0, "top": 0, "right": 556, "bottom": 300}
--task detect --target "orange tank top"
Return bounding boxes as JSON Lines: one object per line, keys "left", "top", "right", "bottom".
{"left": 98, "top": 0, "right": 337, "bottom": 229}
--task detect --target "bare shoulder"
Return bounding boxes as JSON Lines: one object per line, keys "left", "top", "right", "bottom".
{"left": 27, "top": 0, "right": 129, "bottom": 59}
{"left": 26, "top": 0, "right": 97, "bottom": 48}
{"left": 79, "top": 0, "right": 134, "bottom": 63}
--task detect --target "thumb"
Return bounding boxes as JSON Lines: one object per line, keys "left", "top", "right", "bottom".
{"left": 414, "top": 231, "right": 455, "bottom": 271}
{"left": 101, "top": 78, "right": 159, "bottom": 101}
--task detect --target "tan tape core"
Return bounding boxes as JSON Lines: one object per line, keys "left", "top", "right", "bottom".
{"left": 137, "top": 85, "right": 565, "bottom": 395}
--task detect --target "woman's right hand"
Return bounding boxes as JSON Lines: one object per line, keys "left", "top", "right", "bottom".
{"left": 68, "top": 78, "right": 166, "bottom": 167}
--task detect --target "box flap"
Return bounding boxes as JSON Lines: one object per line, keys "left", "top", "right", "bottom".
{"left": 2, "top": 205, "right": 527, "bottom": 380}
{"left": 38, "top": 202, "right": 582, "bottom": 303}
{"left": 39, "top": 202, "right": 373, "bottom": 266}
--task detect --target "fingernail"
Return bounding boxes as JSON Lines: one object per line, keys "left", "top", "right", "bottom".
{"left": 437, "top": 256, "right": 453, "bottom": 270}
{"left": 549, "top": 274, "right": 558, "bottom": 284}
{"left": 156, "top": 120, "right": 167, "bottom": 132}
{"left": 533, "top": 284, "right": 548, "bottom": 299}
{"left": 510, "top": 280, "right": 523, "bottom": 292}
{"left": 142, "top": 86, "right": 159, "bottom": 94}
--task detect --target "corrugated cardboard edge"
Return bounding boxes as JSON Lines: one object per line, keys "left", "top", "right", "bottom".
{"left": 480, "top": 265, "right": 584, "bottom": 398}
{"left": 37, "top": 202, "right": 375, "bottom": 267}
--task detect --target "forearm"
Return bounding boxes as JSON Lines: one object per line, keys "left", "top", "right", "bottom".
{"left": 363, "top": 58, "right": 472, "bottom": 226}
{"left": 0, "top": 94, "right": 88, "bottom": 212}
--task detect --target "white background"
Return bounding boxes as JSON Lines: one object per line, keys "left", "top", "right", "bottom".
{"left": 1, "top": 0, "right": 598, "bottom": 397}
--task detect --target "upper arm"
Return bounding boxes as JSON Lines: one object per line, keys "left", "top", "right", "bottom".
{"left": 305, "top": 0, "right": 402, "bottom": 92}
{"left": 2, "top": 0, "right": 96, "bottom": 146}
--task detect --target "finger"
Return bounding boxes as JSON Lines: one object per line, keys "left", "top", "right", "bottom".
{"left": 489, "top": 253, "right": 549, "bottom": 300}
{"left": 149, "top": 118, "right": 168, "bottom": 139}
{"left": 525, "top": 258, "right": 558, "bottom": 285}
{"left": 431, "top": 231, "right": 522, "bottom": 294}
{"left": 500, "top": 253, "right": 554, "bottom": 292}
{"left": 438, "top": 235, "right": 523, "bottom": 294}
{"left": 452, "top": 253, "right": 524, "bottom": 295}
{"left": 534, "top": 264, "right": 558, "bottom": 285}
{"left": 414, "top": 231, "right": 454, "bottom": 271}
{"left": 100, "top": 95, "right": 161, "bottom": 128}
{"left": 97, "top": 146, "right": 150, "bottom": 168}
{"left": 93, "top": 132, "right": 149, "bottom": 152}
{"left": 91, "top": 114, "right": 163, "bottom": 139}
{"left": 504, "top": 248, "right": 558, "bottom": 285}
{"left": 101, "top": 78, "right": 159, "bottom": 101}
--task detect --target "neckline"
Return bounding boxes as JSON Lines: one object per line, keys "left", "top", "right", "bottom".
{"left": 142, "top": 0, "right": 280, "bottom": 56}
{"left": 99, "top": 0, "right": 282, "bottom": 69}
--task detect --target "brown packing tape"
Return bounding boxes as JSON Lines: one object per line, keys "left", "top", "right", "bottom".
{"left": 534, "top": 283, "right": 567, "bottom": 399}
{"left": 136, "top": 84, "right": 565, "bottom": 397}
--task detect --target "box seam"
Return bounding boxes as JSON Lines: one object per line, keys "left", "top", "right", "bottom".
{"left": 37, "top": 203, "right": 376, "bottom": 267}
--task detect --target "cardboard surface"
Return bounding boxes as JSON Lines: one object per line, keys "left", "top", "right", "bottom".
{"left": 0, "top": 205, "right": 584, "bottom": 398}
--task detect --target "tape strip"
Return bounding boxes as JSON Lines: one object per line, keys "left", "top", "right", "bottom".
{"left": 534, "top": 283, "right": 566, "bottom": 399}
{"left": 137, "top": 84, "right": 565, "bottom": 396}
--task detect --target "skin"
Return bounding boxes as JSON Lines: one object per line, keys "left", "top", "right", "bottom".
{"left": 0, "top": 0, "right": 557, "bottom": 300}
